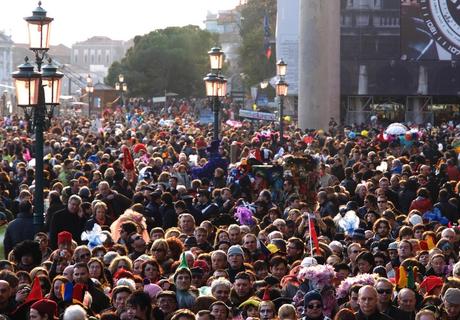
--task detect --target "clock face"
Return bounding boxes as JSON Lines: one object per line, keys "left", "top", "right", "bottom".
{"left": 421, "top": 0, "right": 460, "bottom": 56}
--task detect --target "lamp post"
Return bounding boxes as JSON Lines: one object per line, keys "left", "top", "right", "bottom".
{"left": 12, "top": 2, "right": 63, "bottom": 230}
{"left": 1, "top": 90, "right": 7, "bottom": 116}
{"left": 204, "top": 47, "right": 227, "bottom": 141}
{"left": 115, "top": 74, "right": 127, "bottom": 108}
{"left": 276, "top": 59, "right": 288, "bottom": 145}
{"left": 86, "top": 74, "right": 94, "bottom": 117}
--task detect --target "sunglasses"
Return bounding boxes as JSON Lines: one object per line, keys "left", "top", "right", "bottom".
{"left": 377, "top": 289, "right": 392, "bottom": 295}
{"left": 307, "top": 304, "right": 322, "bottom": 310}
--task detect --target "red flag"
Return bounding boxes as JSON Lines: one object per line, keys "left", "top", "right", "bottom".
{"left": 265, "top": 46, "right": 272, "bottom": 60}
{"left": 25, "top": 276, "right": 43, "bottom": 303}
{"left": 309, "top": 217, "right": 321, "bottom": 255}
{"left": 122, "top": 147, "right": 134, "bottom": 171}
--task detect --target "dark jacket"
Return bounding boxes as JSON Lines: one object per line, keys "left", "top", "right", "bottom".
{"left": 160, "top": 203, "right": 176, "bottom": 229}
{"left": 49, "top": 208, "right": 86, "bottom": 249}
{"left": 194, "top": 201, "right": 219, "bottom": 223}
{"left": 434, "top": 200, "right": 459, "bottom": 223}
{"left": 4, "top": 212, "right": 35, "bottom": 256}
{"left": 94, "top": 191, "right": 132, "bottom": 220}
{"left": 382, "top": 304, "right": 407, "bottom": 320}
{"left": 355, "top": 309, "right": 394, "bottom": 320}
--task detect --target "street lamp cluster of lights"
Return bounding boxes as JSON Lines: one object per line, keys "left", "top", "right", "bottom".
{"left": 115, "top": 74, "right": 127, "bottom": 107}
{"left": 12, "top": 1, "right": 63, "bottom": 229}
{"left": 276, "top": 59, "right": 288, "bottom": 145}
{"left": 204, "top": 47, "right": 227, "bottom": 141}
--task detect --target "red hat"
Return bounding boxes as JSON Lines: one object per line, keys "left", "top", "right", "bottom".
{"left": 133, "top": 143, "right": 147, "bottom": 154}
{"left": 113, "top": 268, "right": 134, "bottom": 282}
{"left": 57, "top": 231, "right": 72, "bottom": 245}
{"left": 31, "top": 299, "right": 58, "bottom": 319}
{"left": 193, "top": 260, "right": 210, "bottom": 273}
{"left": 420, "top": 276, "right": 443, "bottom": 295}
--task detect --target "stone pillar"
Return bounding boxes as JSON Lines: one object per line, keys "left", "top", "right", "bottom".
{"left": 355, "top": 64, "right": 368, "bottom": 125}
{"left": 298, "top": 0, "right": 341, "bottom": 130}
{"left": 412, "top": 66, "right": 428, "bottom": 125}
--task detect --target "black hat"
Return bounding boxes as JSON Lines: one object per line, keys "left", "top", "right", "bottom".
{"left": 264, "top": 276, "right": 280, "bottom": 286}
{"left": 184, "top": 236, "right": 198, "bottom": 247}
{"left": 304, "top": 290, "right": 322, "bottom": 307}
{"left": 351, "top": 228, "right": 366, "bottom": 240}
{"left": 12, "top": 240, "right": 42, "bottom": 266}
{"left": 191, "top": 267, "right": 204, "bottom": 276}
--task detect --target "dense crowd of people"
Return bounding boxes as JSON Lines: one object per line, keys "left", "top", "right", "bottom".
{"left": 0, "top": 104, "right": 459, "bottom": 320}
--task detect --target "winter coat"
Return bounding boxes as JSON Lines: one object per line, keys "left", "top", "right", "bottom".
{"left": 3, "top": 212, "right": 35, "bottom": 256}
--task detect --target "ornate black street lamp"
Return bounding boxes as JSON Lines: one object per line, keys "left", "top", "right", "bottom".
{"left": 204, "top": 47, "right": 227, "bottom": 141}
{"left": 12, "top": 2, "right": 63, "bottom": 230}
{"left": 276, "top": 59, "right": 288, "bottom": 145}
{"left": 115, "top": 74, "right": 127, "bottom": 107}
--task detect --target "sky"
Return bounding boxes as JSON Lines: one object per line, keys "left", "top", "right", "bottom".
{"left": 0, "top": 0, "right": 241, "bottom": 47}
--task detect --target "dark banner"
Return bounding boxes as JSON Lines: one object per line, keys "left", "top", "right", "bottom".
{"left": 401, "top": 0, "right": 460, "bottom": 61}
{"left": 341, "top": 0, "right": 460, "bottom": 95}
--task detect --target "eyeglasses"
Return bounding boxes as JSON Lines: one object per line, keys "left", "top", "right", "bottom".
{"left": 307, "top": 304, "right": 322, "bottom": 310}
{"left": 377, "top": 289, "right": 392, "bottom": 295}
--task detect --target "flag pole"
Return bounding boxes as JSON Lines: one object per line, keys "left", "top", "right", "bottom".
{"left": 308, "top": 216, "right": 314, "bottom": 257}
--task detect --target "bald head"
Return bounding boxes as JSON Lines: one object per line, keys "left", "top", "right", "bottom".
{"left": 398, "top": 288, "right": 416, "bottom": 312}
{"left": 358, "top": 285, "right": 378, "bottom": 316}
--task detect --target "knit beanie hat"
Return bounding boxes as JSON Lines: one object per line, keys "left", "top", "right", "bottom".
{"left": 304, "top": 290, "right": 322, "bottom": 307}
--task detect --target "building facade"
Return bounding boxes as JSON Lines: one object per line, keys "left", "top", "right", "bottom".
{"left": 0, "top": 32, "right": 13, "bottom": 93}
{"left": 278, "top": 0, "right": 460, "bottom": 126}
{"left": 71, "top": 36, "right": 130, "bottom": 74}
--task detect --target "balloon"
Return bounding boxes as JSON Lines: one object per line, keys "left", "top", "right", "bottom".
{"left": 348, "top": 131, "right": 356, "bottom": 139}
{"left": 361, "top": 130, "right": 368, "bottom": 137}
{"left": 405, "top": 132, "right": 412, "bottom": 141}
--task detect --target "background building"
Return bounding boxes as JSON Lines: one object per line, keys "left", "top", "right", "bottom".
{"left": 279, "top": 0, "right": 460, "bottom": 126}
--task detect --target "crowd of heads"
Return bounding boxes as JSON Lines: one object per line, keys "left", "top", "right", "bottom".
{"left": 0, "top": 108, "right": 459, "bottom": 320}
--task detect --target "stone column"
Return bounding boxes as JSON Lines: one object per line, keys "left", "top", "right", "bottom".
{"left": 298, "top": 0, "right": 341, "bottom": 130}
{"left": 355, "top": 64, "right": 368, "bottom": 125}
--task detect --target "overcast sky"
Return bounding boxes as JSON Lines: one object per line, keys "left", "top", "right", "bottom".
{"left": 0, "top": 0, "right": 240, "bottom": 46}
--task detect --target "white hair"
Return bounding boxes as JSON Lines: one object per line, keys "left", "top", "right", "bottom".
{"left": 454, "top": 261, "right": 460, "bottom": 277}
{"left": 116, "top": 278, "right": 136, "bottom": 291}
{"left": 211, "top": 277, "right": 232, "bottom": 292}
{"left": 63, "top": 304, "right": 87, "bottom": 320}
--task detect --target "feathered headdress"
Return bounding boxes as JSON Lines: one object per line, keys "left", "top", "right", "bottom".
{"left": 81, "top": 224, "right": 107, "bottom": 250}
{"left": 336, "top": 210, "right": 360, "bottom": 236}
{"left": 297, "top": 264, "right": 335, "bottom": 292}
{"left": 234, "top": 206, "right": 255, "bottom": 226}
{"left": 336, "top": 274, "right": 376, "bottom": 299}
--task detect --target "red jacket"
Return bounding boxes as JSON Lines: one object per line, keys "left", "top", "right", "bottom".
{"left": 409, "top": 197, "right": 433, "bottom": 214}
